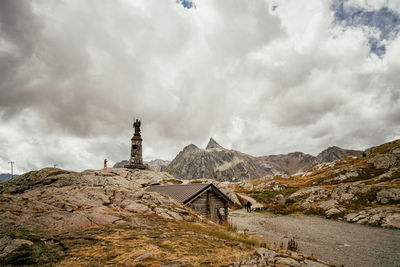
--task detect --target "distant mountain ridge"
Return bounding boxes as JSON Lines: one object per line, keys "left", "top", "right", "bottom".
{"left": 0, "top": 173, "right": 15, "bottom": 181}
{"left": 166, "top": 138, "right": 363, "bottom": 181}
{"left": 113, "top": 159, "right": 171, "bottom": 172}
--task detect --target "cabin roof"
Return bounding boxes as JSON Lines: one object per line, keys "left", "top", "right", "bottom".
{"left": 145, "top": 183, "right": 234, "bottom": 205}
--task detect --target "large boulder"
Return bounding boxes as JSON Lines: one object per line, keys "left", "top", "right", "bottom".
{"left": 368, "top": 154, "right": 398, "bottom": 169}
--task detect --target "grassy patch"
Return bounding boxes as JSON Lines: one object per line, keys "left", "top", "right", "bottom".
{"left": 0, "top": 214, "right": 256, "bottom": 266}
{"left": 0, "top": 228, "right": 65, "bottom": 266}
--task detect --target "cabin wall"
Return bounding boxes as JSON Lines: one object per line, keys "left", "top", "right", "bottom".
{"left": 187, "top": 188, "right": 229, "bottom": 222}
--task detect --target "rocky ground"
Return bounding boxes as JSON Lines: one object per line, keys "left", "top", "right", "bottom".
{"left": 0, "top": 167, "right": 328, "bottom": 266}
{"left": 234, "top": 139, "right": 400, "bottom": 229}
{"left": 230, "top": 209, "right": 400, "bottom": 267}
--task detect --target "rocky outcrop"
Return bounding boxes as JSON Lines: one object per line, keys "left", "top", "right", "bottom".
{"left": 344, "top": 207, "right": 400, "bottom": 227}
{"left": 0, "top": 168, "right": 198, "bottom": 232}
{"left": 0, "top": 236, "right": 34, "bottom": 258}
{"left": 233, "top": 139, "right": 400, "bottom": 229}
{"left": 228, "top": 247, "right": 330, "bottom": 267}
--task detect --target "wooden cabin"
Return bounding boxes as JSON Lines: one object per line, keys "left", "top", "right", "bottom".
{"left": 145, "top": 183, "right": 233, "bottom": 223}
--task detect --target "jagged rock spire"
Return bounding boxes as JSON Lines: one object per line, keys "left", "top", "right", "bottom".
{"left": 206, "top": 137, "right": 224, "bottom": 150}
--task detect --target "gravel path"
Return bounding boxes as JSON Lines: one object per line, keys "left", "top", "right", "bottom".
{"left": 230, "top": 209, "right": 400, "bottom": 267}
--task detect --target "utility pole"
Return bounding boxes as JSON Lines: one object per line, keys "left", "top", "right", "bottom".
{"left": 8, "top": 161, "right": 15, "bottom": 180}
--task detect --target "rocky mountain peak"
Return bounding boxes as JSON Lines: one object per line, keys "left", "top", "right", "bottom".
{"left": 316, "top": 146, "right": 362, "bottom": 163}
{"left": 183, "top": 144, "right": 201, "bottom": 153}
{"left": 206, "top": 137, "right": 224, "bottom": 150}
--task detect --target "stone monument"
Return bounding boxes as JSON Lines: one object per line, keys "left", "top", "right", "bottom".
{"left": 125, "top": 118, "right": 147, "bottom": 170}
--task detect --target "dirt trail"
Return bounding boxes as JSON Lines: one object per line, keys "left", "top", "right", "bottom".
{"left": 229, "top": 209, "right": 400, "bottom": 267}
{"left": 236, "top": 193, "right": 264, "bottom": 210}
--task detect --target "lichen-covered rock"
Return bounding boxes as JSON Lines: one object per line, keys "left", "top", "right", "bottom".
{"left": 0, "top": 237, "right": 34, "bottom": 257}
{"left": 274, "top": 256, "right": 301, "bottom": 267}
{"left": 382, "top": 214, "right": 400, "bottom": 228}
{"left": 343, "top": 207, "right": 400, "bottom": 229}
{"left": 0, "top": 168, "right": 196, "bottom": 231}
{"left": 318, "top": 200, "right": 338, "bottom": 211}
{"left": 368, "top": 153, "right": 398, "bottom": 169}
{"left": 376, "top": 188, "right": 400, "bottom": 204}
{"left": 122, "top": 202, "right": 149, "bottom": 213}
{"left": 326, "top": 208, "right": 342, "bottom": 217}
{"left": 134, "top": 252, "right": 154, "bottom": 262}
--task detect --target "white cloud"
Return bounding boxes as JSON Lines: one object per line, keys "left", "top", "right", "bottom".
{"left": 0, "top": 0, "right": 399, "bottom": 173}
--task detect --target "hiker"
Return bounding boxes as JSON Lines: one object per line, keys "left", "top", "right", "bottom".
{"left": 245, "top": 201, "right": 252, "bottom": 212}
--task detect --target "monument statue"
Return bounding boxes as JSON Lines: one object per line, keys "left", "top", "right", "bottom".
{"left": 133, "top": 119, "right": 141, "bottom": 136}
{"left": 125, "top": 118, "right": 147, "bottom": 170}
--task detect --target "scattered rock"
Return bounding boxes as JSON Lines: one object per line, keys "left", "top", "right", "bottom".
{"left": 274, "top": 256, "right": 301, "bottom": 267}
{"left": 0, "top": 238, "right": 34, "bottom": 257}
{"left": 325, "top": 208, "right": 341, "bottom": 217}
{"left": 255, "top": 247, "right": 277, "bottom": 259}
{"left": 275, "top": 194, "right": 286, "bottom": 205}
{"left": 382, "top": 214, "right": 400, "bottom": 228}
{"left": 318, "top": 200, "right": 337, "bottom": 211}
{"left": 344, "top": 213, "right": 358, "bottom": 222}
{"left": 134, "top": 252, "right": 154, "bottom": 262}
{"left": 123, "top": 202, "right": 149, "bottom": 213}
{"left": 376, "top": 188, "right": 400, "bottom": 204}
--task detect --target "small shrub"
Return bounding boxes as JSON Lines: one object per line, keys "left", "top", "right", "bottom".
{"left": 287, "top": 238, "right": 298, "bottom": 252}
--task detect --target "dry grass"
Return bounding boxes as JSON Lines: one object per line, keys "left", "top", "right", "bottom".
{"left": 0, "top": 214, "right": 260, "bottom": 266}
{"left": 233, "top": 140, "right": 400, "bottom": 217}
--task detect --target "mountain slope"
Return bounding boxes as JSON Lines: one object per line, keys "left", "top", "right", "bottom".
{"left": 166, "top": 138, "right": 363, "bottom": 181}
{"left": 316, "top": 146, "right": 362, "bottom": 163}
{"left": 166, "top": 139, "right": 275, "bottom": 181}
{"left": 234, "top": 139, "right": 400, "bottom": 228}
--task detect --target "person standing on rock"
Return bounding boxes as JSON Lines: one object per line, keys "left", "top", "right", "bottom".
{"left": 104, "top": 159, "right": 108, "bottom": 169}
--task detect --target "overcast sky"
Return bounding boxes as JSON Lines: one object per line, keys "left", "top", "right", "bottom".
{"left": 1, "top": 0, "right": 400, "bottom": 173}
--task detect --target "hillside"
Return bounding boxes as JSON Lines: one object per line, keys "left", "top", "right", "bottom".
{"left": 166, "top": 138, "right": 362, "bottom": 181}
{"left": 0, "top": 168, "right": 251, "bottom": 265}
{"left": 0, "top": 167, "right": 329, "bottom": 266}
{"left": 234, "top": 139, "right": 400, "bottom": 228}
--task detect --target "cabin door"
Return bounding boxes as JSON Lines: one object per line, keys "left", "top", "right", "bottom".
{"left": 210, "top": 201, "right": 218, "bottom": 222}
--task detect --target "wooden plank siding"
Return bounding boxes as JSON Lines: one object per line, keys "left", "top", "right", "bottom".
{"left": 145, "top": 183, "right": 233, "bottom": 223}
{"left": 188, "top": 187, "right": 228, "bottom": 222}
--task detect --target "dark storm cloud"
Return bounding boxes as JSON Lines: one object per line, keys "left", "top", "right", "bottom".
{"left": 0, "top": 0, "right": 399, "bottom": 173}
{"left": 0, "top": 1, "right": 42, "bottom": 113}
